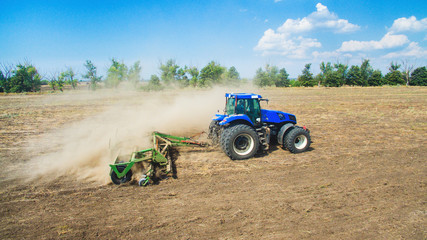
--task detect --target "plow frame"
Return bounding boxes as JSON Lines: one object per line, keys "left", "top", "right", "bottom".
{"left": 109, "top": 131, "right": 205, "bottom": 185}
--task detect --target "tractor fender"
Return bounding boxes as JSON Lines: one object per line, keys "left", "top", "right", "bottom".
{"left": 212, "top": 114, "right": 226, "bottom": 122}
{"left": 219, "top": 114, "right": 254, "bottom": 126}
{"left": 277, "top": 123, "right": 295, "bottom": 145}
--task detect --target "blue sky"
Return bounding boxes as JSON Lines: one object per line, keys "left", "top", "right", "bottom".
{"left": 1, "top": 0, "right": 426, "bottom": 79}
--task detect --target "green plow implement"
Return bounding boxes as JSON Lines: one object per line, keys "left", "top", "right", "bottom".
{"left": 109, "top": 132, "right": 206, "bottom": 186}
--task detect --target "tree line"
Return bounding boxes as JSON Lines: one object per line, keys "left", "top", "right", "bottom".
{"left": 278, "top": 60, "right": 425, "bottom": 88}
{"left": 1, "top": 59, "right": 426, "bottom": 93}
{"left": 0, "top": 59, "right": 245, "bottom": 92}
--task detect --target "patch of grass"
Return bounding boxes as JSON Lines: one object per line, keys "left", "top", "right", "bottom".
{"left": 0, "top": 113, "right": 19, "bottom": 119}
{"left": 56, "top": 225, "right": 71, "bottom": 236}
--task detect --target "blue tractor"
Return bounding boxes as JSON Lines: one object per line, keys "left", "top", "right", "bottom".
{"left": 208, "top": 93, "right": 311, "bottom": 160}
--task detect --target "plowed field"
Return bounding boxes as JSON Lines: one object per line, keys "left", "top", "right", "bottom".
{"left": 1, "top": 87, "right": 426, "bottom": 239}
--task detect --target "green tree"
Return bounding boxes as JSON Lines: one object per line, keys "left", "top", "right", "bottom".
{"left": 324, "top": 71, "right": 342, "bottom": 87}
{"left": 49, "top": 72, "right": 65, "bottom": 92}
{"left": 385, "top": 71, "right": 405, "bottom": 85}
{"left": 57, "top": 73, "right": 65, "bottom": 92}
{"left": 105, "top": 58, "right": 128, "bottom": 88}
{"left": 159, "top": 59, "right": 179, "bottom": 86}
{"left": 276, "top": 68, "right": 290, "bottom": 87}
{"left": 9, "top": 64, "right": 41, "bottom": 92}
{"left": 290, "top": 79, "right": 301, "bottom": 87}
{"left": 253, "top": 64, "right": 286, "bottom": 87}
{"left": 187, "top": 66, "right": 199, "bottom": 87}
{"left": 314, "top": 73, "right": 323, "bottom": 87}
{"left": 360, "top": 59, "right": 373, "bottom": 86}
{"left": 297, "top": 64, "right": 315, "bottom": 87}
{"left": 0, "top": 70, "right": 5, "bottom": 92}
{"left": 176, "top": 66, "right": 189, "bottom": 88}
{"left": 64, "top": 68, "right": 78, "bottom": 89}
{"left": 48, "top": 73, "right": 57, "bottom": 91}
{"left": 333, "top": 63, "right": 348, "bottom": 86}
{"left": 253, "top": 66, "right": 271, "bottom": 87}
{"left": 128, "top": 61, "right": 142, "bottom": 87}
{"left": 83, "top": 60, "right": 102, "bottom": 91}
{"left": 368, "top": 70, "right": 384, "bottom": 86}
{"left": 410, "top": 66, "right": 427, "bottom": 86}
{"left": 0, "top": 64, "right": 13, "bottom": 92}
{"left": 142, "top": 74, "right": 163, "bottom": 91}
{"left": 346, "top": 65, "right": 361, "bottom": 86}
{"left": 319, "top": 62, "right": 333, "bottom": 86}
{"left": 0, "top": 70, "right": 10, "bottom": 93}
{"left": 48, "top": 80, "right": 56, "bottom": 91}
{"left": 346, "top": 65, "right": 362, "bottom": 86}
{"left": 384, "top": 62, "right": 404, "bottom": 85}
{"left": 224, "top": 66, "right": 240, "bottom": 86}
{"left": 199, "top": 61, "right": 225, "bottom": 87}
{"left": 389, "top": 62, "right": 401, "bottom": 71}
{"left": 266, "top": 65, "right": 279, "bottom": 86}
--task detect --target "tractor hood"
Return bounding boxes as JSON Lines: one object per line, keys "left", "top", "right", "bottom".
{"left": 261, "top": 109, "right": 297, "bottom": 124}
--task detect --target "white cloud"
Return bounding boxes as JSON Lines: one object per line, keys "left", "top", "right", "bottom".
{"left": 255, "top": 3, "right": 358, "bottom": 58}
{"left": 389, "top": 16, "right": 427, "bottom": 32}
{"left": 315, "top": 2, "right": 327, "bottom": 12}
{"left": 278, "top": 18, "right": 313, "bottom": 33}
{"left": 338, "top": 32, "right": 409, "bottom": 52}
{"left": 254, "top": 29, "right": 321, "bottom": 58}
{"left": 322, "top": 19, "right": 360, "bottom": 33}
{"left": 383, "top": 42, "right": 427, "bottom": 59}
{"left": 277, "top": 3, "right": 359, "bottom": 33}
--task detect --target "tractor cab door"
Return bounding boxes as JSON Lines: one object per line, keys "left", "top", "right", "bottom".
{"left": 225, "top": 97, "right": 236, "bottom": 115}
{"left": 246, "top": 99, "right": 262, "bottom": 126}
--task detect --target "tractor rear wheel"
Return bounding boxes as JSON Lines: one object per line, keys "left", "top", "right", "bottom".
{"left": 284, "top": 127, "right": 311, "bottom": 153}
{"left": 110, "top": 165, "right": 133, "bottom": 185}
{"left": 221, "top": 124, "right": 259, "bottom": 160}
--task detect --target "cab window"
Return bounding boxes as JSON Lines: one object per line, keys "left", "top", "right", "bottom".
{"left": 226, "top": 98, "right": 235, "bottom": 115}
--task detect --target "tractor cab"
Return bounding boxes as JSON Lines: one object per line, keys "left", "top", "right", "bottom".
{"left": 224, "top": 93, "right": 263, "bottom": 126}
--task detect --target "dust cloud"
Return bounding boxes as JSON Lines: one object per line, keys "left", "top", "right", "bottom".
{"left": 24, "top": 88, "right": 232, "bottom": 184}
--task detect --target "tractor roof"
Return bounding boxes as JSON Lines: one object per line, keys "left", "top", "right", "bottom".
{"left": 225, "top": 93, "right": 262, "bottom": 99}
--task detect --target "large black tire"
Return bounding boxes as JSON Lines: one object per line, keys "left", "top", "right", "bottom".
{"left": 284, "top": 127, "right": 311, "bottom": 153}
{"left": 110, "top": 165, "right": 133, "bottom": 185}
{"left": 208, "top": 120, "right": 220, "bottom": 145}
{"left": 220, "top": 124, "right": 259, "bottom": 160}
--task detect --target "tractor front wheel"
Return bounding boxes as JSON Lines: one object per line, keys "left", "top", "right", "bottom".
{"left": 221, "top": 124, "right": 259, "bottom": 160}
{"left": 284, "top": 127, "right": 311, "bottom": 153}
{"left": 208, "top": 120, "right": 220, "bottom": 145}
